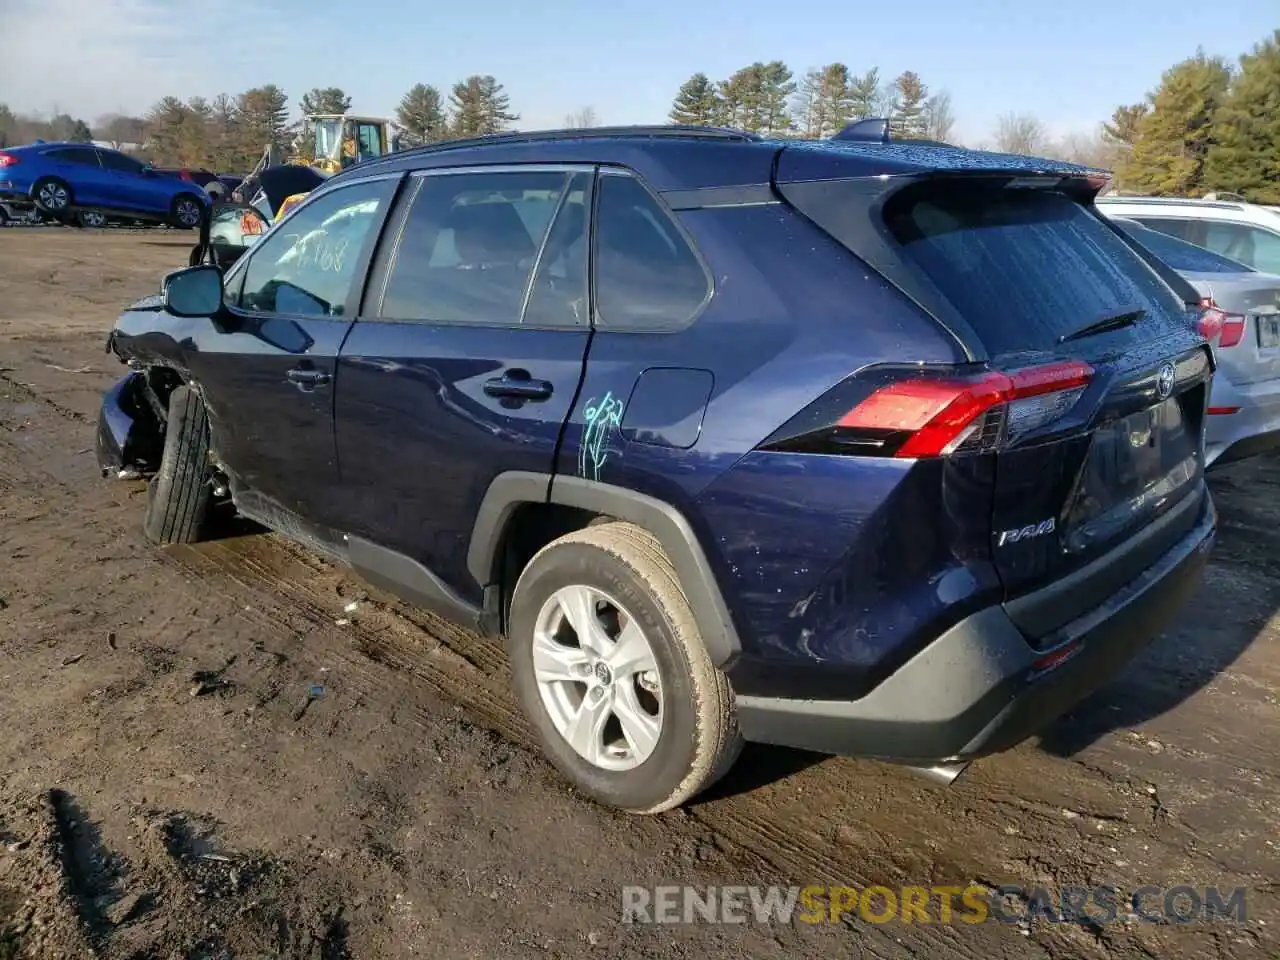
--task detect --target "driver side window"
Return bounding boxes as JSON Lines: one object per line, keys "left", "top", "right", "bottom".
{"left": 233, "top": 179, "right": 395, "bottom": 317}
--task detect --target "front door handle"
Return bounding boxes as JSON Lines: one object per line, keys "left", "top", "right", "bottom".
{"left": 483, "top": 372, "right": 553, "bottom": 402}
{"left": 287, "top": 367, "right": 330, "bottom": 392}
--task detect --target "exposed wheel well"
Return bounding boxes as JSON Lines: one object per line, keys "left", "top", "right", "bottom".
{"left": 492, "top": 501, "right": 612, "bottom": 634}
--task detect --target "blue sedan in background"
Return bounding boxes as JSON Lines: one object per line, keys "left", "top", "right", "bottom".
{"left": 0, "top": 142, "right": 209, "bottom": 228}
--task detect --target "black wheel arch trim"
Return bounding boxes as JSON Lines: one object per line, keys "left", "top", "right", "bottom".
{"left": 468, "top": 471, "right": 742, "bottom": 668}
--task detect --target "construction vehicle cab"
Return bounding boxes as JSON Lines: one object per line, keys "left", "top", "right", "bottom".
{"left": 307, "top": 115, "right": 398, "bottom": 174}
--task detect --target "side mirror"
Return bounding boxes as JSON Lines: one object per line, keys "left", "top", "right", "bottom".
{"left": 163, "top": 264, "right": 223, "bottom": 318}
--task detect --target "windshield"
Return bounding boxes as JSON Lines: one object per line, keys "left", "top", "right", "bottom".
{"left": 1114, "top": 220, "right": 1255, "bottom": 275}
{"left": 313, "top": 119, "right": 344, "bottom": 162}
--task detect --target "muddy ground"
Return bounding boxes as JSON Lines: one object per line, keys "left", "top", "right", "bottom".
{"left": 0, "top": 228, "right": 1276, "bottom": 959}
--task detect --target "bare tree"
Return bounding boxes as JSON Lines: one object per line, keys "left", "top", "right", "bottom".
{"left": 923, "top": 90, "right": 955, "bottom": 142}
{"left": 563, "top": 105, "right": 599, "bottom": 128}
{"left": 1045, "top": 127, "right": 1117, "bottom": 169}
{"left": 994, "top": 112, "right": 1048, "bottom": 155}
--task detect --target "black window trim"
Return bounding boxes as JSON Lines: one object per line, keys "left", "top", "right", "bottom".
{"left": 225, "top": 171, "right": 405, "bottom": 323}
{"left": 363, "top": 162, "right": 597, "bottom": 331}
{"left": 592, "top": 166, "right": 715, "bottom": 334}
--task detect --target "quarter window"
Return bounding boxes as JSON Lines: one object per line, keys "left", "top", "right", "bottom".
{"left": 235, "top": 179, "right": 394, "bottom": 317}
{"left": 593, "top": 174, "right": 710, "bottom": 330}
{"left": 378, "top": 170, "right": 580, "bottom": 326}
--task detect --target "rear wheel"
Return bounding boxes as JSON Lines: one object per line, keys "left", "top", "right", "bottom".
{"left": 508, "top": 521, "right": 742, "bottom": 813}
{"left": 33, "top": 178, "right": 72, "bottom": 215}
{"left": 171, "top": 193, "right": 204, "bottom": 229}
{"left": 78, "top": 210, "right": 107, "bottom": 228}
{"left": 143, "top": 385, "right": 212, "bottom": 544}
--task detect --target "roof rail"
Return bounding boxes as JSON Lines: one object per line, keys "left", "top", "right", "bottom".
{"left": 365, "top": 124, "right": 761, "bottom": 168}
{"left": 831, "top": 118, "right": 890, "bottom": 144}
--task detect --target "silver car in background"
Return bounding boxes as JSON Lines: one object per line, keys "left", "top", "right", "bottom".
{"left": 1110, "top": 216, "right": 1280, "bottom": 467}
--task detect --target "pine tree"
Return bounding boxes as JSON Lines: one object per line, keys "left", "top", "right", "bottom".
{"left": 669, "top": 73, "right": 720, "bottom": 126}
{"left": 718, "top": 64, "right": 763, "bottom": 130}
{"left": 449, "top": 76, "right": 517, "bottom": 138}
{"left": 818, "top": 63, "right": 855, "bottom": 135}
{"left": 890, "top": 71, "right": 928, "bottom": 137}
{"left": 235, "top": 85, "right": 291, "bottom": 160}
{"left": 146, "top": 97, "right": 191, "bottom": 165}
{"left": 1205, "top": 30, "right": 1280, "bottom": 203}
{"left": 1103, "top": 103, "right": 1149, "bottom": 147}
{"left": 793, "top": 70, "right": 823, "bottom": 137}
{"left": 759, "top": 61, "right": 795, "bottom": 135}
{"left": 1122, "top": 50, "right": 1231, "bottom": 196}
{"left": 299, "top": 87, "right": 352, "bottom": 116}
{"left": 396, "top": 84, "right": 448, "bottom": 146}
{"left": 848, "top": 68, "right": 879, "bottom": 119}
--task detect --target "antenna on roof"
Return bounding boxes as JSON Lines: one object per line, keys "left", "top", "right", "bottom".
{"left": 831, "top": 117, "right": 889, "bottom": 144}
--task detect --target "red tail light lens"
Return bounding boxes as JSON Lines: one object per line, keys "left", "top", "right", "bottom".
{"left": 766, "top": 361, "right": 1094, "bottom": 459}
{"left": 0, "top": 152, "right": 18, "bottom": 167}
{"left": 1197, "top": 301, "right": 1246, "bottom": 348}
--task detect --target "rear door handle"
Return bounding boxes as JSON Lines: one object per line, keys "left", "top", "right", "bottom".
{"left": 483, "top": 373, "right": 553, "bottom": 402}
{"left": 287, "top": 367, "right": 330, "bottom": 391}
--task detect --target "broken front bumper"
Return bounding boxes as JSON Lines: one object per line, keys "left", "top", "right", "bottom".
{"left": 96, "top": 372, "right": 163, "bottom": 477}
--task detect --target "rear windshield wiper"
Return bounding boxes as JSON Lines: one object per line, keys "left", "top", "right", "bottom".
{"left": 1058, "top": 308, "right": 1146, "bottom": 344}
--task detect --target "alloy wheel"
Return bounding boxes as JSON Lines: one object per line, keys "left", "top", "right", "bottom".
{"left": 532, "top": 584, "right": 664, "bottom": 772}
{"left": 38, "top": 182, "right": 69, "bottom": 211}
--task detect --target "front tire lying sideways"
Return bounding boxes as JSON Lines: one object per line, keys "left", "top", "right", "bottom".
{"left": 508, "top": 521, "right": 742, "bottom": 813}
{"left": 143, "top": 384, "right": 212, "bottom": 544}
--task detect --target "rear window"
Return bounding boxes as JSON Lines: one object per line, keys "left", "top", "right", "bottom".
{"left": 884, "top": 183, "right": 1187, "bottom": 355}
{"left": 1116, "top": 221, "right": 1254, "bottom": 275}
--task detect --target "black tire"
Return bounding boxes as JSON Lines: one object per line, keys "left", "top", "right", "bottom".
{"left": 143, "top": 385, "right": 212, "bottom": 544}
{"left": 171, "top": 193, "right": 204, "bottom": 230}
{"left": 32, "top": 177, "right": 73, "bottom": 214}
{"left": 508, "top": 521, "right": 742, "bottom": 813}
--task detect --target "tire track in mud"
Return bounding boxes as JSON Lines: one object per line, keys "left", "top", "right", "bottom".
{"left": 3, "top": 364, "right": 1276, "bottom": 959}
{"left": 163, "top": 535, "right": 1139, "bottom": 960}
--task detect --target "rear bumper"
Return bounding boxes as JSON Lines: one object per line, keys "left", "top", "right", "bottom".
{"left": 1206, "top": 372, "right": 1280, "bottom": 467}
{"left": 96, "top": 372, "right": 162, "bottom": 477}
{"left": 735, "top": 490, "right": 1216, "bottom": 764}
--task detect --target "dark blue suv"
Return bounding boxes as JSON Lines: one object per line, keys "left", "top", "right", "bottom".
{"left": 97, "top": 125, "right": 1217, "bottom": 813}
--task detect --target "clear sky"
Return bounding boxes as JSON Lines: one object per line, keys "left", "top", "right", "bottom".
{"left": 2, "top": 0, "right": 1275, "bottom": 144}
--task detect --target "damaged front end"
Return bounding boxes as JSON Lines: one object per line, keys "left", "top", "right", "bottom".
{"left": 96, "top": 369, "right": 166, "bottom": 479}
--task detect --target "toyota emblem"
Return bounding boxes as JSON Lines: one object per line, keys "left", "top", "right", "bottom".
{"left": 1156, "top": 362, "right": 1176, "bottom": 400}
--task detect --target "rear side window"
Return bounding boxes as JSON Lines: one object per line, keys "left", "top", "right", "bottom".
{"left": 884, "top": 183, "right": 1186, "bottom": 355}
{"left": 1117, "top": 222, "right": 1254, "bottom": 274}
{"left": 594, "top": 174, "right": 710, "bottom": 330}
{"left": 44, "top": 147, "right": 98, "bottom": 166}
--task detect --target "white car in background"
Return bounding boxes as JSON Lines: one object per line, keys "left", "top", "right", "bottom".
{"left": 1097, "top": 194, "right": 1280, "bottom": 275}
{"left": 1108, "top": 215, "right": 1280, "bottom": 467}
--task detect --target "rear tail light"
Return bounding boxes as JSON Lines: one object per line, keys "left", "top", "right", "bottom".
{"left": 763, "top": 360, "right": 1094, "bottom": 459}
{"left": 0, "top": 152, "right": 18, "bottom": 167}
{"left": 240, "top": 213, "right": 264, "bottom": 235}
{"left": 1197, "top": 300, "right": 1246, "bottom": 348}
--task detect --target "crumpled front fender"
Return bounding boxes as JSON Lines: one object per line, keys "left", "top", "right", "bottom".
{"left": 96, "top": 372, "right": 165, "bottom": 478}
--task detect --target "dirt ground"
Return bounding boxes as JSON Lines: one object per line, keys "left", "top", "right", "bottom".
{"left": 0, "top": 228, "right": 1277, "bottom": 960}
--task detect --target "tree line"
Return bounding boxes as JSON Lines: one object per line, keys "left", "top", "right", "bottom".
{"left": 1102, "top": 29, "right": 1279, "bottom": 202}
{"left": 0, "top": 76, "right": 524, "bottom": 173}
{"left": 4, "top": 29, "right": 1275, "bottom": 202}
{"left": 669, "top": 64, "right": 955, "bottom": 142}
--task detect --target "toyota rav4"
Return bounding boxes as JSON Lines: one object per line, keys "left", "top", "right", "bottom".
{"left": 97, "top": 124, "right": 1217, "bottom": 813}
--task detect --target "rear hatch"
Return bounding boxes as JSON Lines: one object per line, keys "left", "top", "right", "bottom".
{"left": 775, "top": 145, "right": 1213, "bottom": 642}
